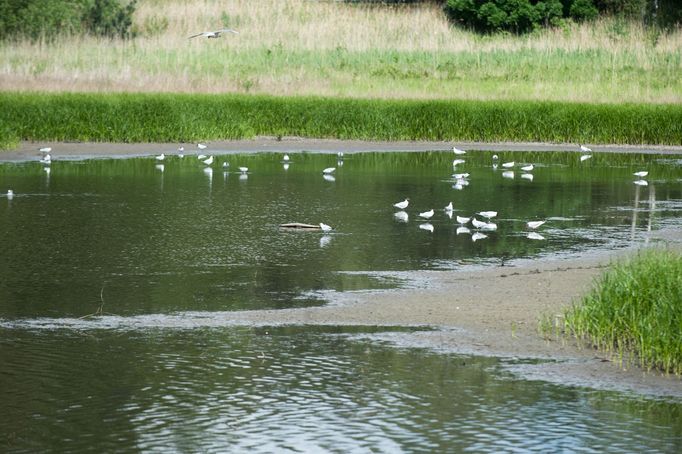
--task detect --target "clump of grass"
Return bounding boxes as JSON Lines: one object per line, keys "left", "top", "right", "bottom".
{"left": 565, "top": 249, "right": 682, "bottom": 375}
{"left": 2, "top": 92, "right": 682, "bottom": 148}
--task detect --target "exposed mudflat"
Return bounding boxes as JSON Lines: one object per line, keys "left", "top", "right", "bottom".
{"left": 3, "top": 138, "right": 682, "bottom": 162}
{"left": 3, "top": 139, "right": 681, "bottom": 397}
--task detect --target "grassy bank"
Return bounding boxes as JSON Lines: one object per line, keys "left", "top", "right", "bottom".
{"left": 565, "top": 250, "right": 682, "bottom": 375}
{"left": 1, "top": 0, "right": 681, "bottom": 103}
{"left": 2, "top": 92, "right": 682, "bottom": 148}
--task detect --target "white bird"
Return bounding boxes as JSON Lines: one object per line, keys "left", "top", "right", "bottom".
{"left": 203, "top": 156, "right": 214, "bottom": 166}
{"left": 452, "top": 159, "right": 465, "bottom": 167}
{"left": 178, "top": 146, "right": 184, "bottom": 158}
{"left": 478, "top": 211, "right": 497, "bottom": 219}
{"left": 521, "top": 164, "right": 534, "bottom": 172}
{"left": 7, "top": 189, "right": 14, "bottom": 200}
{"left": 580, "top": 145, "right": 592, "bottom": 153}
{"left": 39, "top": 147, "right": 52, "bottom": 153}
{"left": 471, "top": 218, "right": 487, "bottom": 229}
{"left": 197, "top": 154, "right": 207, "bottom": 160}
{"left": 155, "top": 153, "right": 165, "bottom": 161}
{"left": 419, "top": 209, "right": 434, "bottom": 219}
{"left": 394, "top": 211, "right": 408, "bottom": 223}
{"left": 527, "top": 220, "right": 546, "bottom": 229}
{"left": 456, "top": 226, "right": 471, "bottom": 235}
{"left": 453, "top": 173, "right": 469, "bottom": 179}
{"left": 393, "top": 199, "right": 409, "bottom": 210}
{"left": 337, "top": 151, "right": 344, "bottom": 159}
{"left": 527, "top": 232, "right": 545, "bottom": 240}
{"left": 189, "top": 28, "right": 239, "bottom": 39}
{"left": 481, "top": 222, "right": 497, "bottom": 231}
{"left": 319, "top": 222, "right": 333, "bottom": 232}
{"left": 502, "top": 161, "right": 515, "bottom": 168}
{"left": 322, "top": 167, "right": 336, "bottom": 174}
{"left": 634, "top": 179, "right": 648, "bottom": 186}
{"left": 633, "top": 171, "right": 648, "bottom": 178}
{"left": 502, "top": 171, "right": 515, "bottom": 179}
{"left": 283, "top": 154, "right": 290, "bottom": 162}
{"left": 197, "top": 143, "right": 207, "bottom": 149}
{"left": 239, "top": 166, "right": 248, "bottom": 173}
{"left": 580, "top": 154, "right": 592, "bottom": 162}
{"left": 472, "top": 232, "right": 487, "bottom": 242}
{"left": 222, "top": 161, "right": 229, "bottom": 168}
{"left": 492, "top": 154, "right": 499, "bottom": 161}
{"left": 453, "top": 146, "right": 466, "bottom": 155}
{"left": 444, "top": 202, "right": 453, "bottom": 212}
{"left": 456, "top": 215, "right": 470, "bottom": 225}
{"left": 419, "top": 223, "right": 434, "bottom": 233}
{"left": 40, "top": 154, "right": 51, "bottom": 164}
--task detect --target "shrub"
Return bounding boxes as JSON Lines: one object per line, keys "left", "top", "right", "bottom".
{"left": 570, "top": 0, "right": 599, "bottom": 21}
{"left": 444, "top": 0, "right": 584, "bottom": 33}
{"left": 0, "top": 0, "right": 136, "bottom": 41}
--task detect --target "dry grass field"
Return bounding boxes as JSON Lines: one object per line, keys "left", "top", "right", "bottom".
{"left": 1, "top": 0, "right": 681, "bottom": 102}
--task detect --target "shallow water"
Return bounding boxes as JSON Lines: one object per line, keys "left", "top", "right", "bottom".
{"left": 1, "top": 150, "right": 681, "bottom": 451}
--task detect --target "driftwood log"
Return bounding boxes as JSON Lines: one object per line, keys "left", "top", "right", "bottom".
{"left": 279, "top": 222, "right": 322, "bottom": 231}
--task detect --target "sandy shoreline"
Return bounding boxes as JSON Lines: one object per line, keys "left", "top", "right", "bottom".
{"left": 3, "top": 138, "right": 682, "bottom": 162}
{"left": 3, "top": 139, "right": 681, "bottom": 397}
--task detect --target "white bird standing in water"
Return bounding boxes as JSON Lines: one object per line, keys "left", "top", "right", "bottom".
{"left": 478, "top": 211, "right": 497, "bottom": 220}
{"left": 323, "top": 167, "right": 336, "bottom": 174}
{"left": 239, "top": 166, "right": 248, "bottom": 173}
{"left": 188, "top": 28, "right": 239, "bottom": 39}
{"left": 337, "top": 151, "right": 344, "bottom": 159}
{"left": 283, "top": 154, "right": 290, "bottom": 162}
{"left": 419, "top": 209, "right": 434, "bottom": 219}
{"left": 203, "top": 156, "right": 214, "bottom": 166}
{"left": 633, "top": 171, "right": 648, "bottom": 178}
{"left": 7, "top": 189, "right": 14, "bottom": 200}
{"left": 40, "top": 153, "right": 51, "bottom": 164}
{"left": 393, "top": 199, "right": 409, "bottom": 210}
{"left": 177, "top": 146, "right": 185, "bottom": 158}
{"left": 39, "top": 147, "right": 52, "bottom": 153}
{"left": 453, "top": 146, "right": 466, "bottom": 155}
{"left": 471, "top": 218, "right": 487, "bottom": 229}
{"left": 502, "top": 161, "right": 515, "bottom": 168}
{"left": 521, "top": 164, "right": 534, "bottom": 172}
{"left": 580, "top": 144, "right": 592, "bottom": 153}
{"left": 197, "top": 143, "right": 207, "bottom": 150}
{"left": 155, "top": 153, "right": 165, "bottom": 161}
{"left": 456, "top": 215, "right": 470, "bottom": 225}
{"left": 444, "top": 202, "right": 453, "bottom": 212}
{"left": 527, "top": 220, "right": 546, "bottom": 229}
{"left": 319, "top": 222, "right": 333, "bottom": 232}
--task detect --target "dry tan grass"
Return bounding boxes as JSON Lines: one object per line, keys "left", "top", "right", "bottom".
{"left": 1, "top": 0, "right": 681, "bottom": 102}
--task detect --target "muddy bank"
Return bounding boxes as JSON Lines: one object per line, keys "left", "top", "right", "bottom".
{"left": 3, "top": 138, "right": 682, "bottom": 162}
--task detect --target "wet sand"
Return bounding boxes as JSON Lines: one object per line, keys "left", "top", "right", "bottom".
{"left": 3, "top": 139, "right": 682, "bottom": 397}
{"left": 3, "top": 138, "right": 682, "bottom": 162}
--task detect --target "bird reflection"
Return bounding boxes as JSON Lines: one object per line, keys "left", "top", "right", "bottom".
{"left": 320, "top": 235, "right": 333, "bottom": 248}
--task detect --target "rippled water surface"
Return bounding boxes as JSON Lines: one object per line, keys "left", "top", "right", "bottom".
{"left": 1, "top": 150, "right": 681, "bottom": 451}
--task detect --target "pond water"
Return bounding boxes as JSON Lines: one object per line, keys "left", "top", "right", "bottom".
{"left": 1, "top": 150, "right": 681, "bottom": 451}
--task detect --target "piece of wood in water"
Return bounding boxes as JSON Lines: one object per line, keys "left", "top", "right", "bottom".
{"left": 279, "top": 222, "right": 321, "bottom": 230}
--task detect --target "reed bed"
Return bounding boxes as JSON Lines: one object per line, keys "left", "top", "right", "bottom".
{"left": 1, "top": 0, "right": 680, "bottom": 103}
{"left": 2, "top": 92, "right": 681, "bottom": 147}
{"left": 565, "top": 250, "right": 682, "bottom": 375}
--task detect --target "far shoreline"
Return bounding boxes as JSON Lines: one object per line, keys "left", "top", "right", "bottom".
{"left": 3, "top": 138, "right": 682, "bottom": 162}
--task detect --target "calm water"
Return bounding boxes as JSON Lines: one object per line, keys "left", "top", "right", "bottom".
{"left": 1, "top": 150, "right": 681, "bottom": 451}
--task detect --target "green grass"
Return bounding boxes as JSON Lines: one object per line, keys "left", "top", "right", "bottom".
{"left": 565, "top": 249, "right": 682, "bottom": 375}
{"left": 2, "top": 92, "right": 682, "bottom": 148}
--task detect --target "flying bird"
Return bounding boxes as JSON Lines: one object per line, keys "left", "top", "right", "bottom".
{"left": 189, "top": 28, "right": 239, "bottom": 39}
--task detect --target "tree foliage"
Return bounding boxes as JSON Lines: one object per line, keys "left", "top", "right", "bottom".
{"left": 0, "top": 0, "right": 136, "bottom": 41}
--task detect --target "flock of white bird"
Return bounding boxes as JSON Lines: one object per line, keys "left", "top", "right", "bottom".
{"left": 5, "top": 145, "right": 650, "bottom": 242}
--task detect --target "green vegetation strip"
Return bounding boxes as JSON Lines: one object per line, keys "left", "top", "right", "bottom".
{"left": 565, "top": 250, "right": 682, "bottom": 375}
{"left": 1, "top": 92, "right": 682, "bottom": 148}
